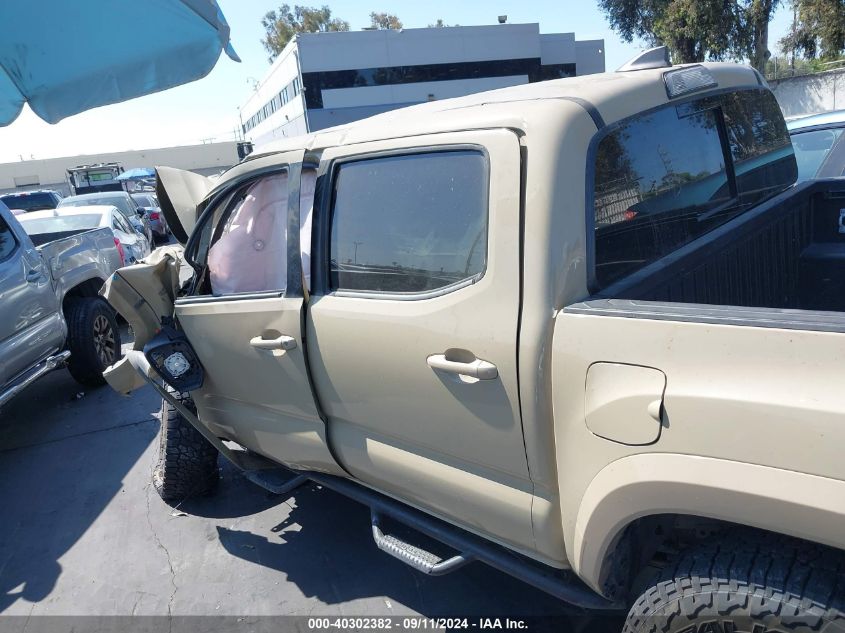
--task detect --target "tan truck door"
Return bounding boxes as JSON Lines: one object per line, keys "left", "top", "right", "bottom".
{"left": 306, "top": 130, "right": 537, "bottom": 558}
{"left": 172, "top": 152, "right": 345, "bottom": 476}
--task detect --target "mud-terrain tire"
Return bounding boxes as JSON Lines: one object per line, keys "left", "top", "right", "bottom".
{"left": 65, "top": 297, "right": 121, "bottom": 387}
{"left": 624, "top": 530, "right": 845, "bottom": 633}
{"left": 153, "top": 387, "right": 219, "bottom": 502}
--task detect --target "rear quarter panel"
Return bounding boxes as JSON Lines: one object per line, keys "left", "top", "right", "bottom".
{"left": 40, "top": 227, "right": 121, "bottom": 301}
{"left": 552, "top": 311, "right": 845, "bottom": 593}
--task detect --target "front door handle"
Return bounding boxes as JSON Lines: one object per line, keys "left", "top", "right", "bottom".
{"left": 426, "top": 354, "right": 498, "bottom": 380}
{"left": 249, "top": 335, "right": 297, "bottom": 351}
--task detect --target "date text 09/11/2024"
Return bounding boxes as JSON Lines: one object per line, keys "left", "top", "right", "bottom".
{"left": 306, "top": 617, "right": 529, "bottom": 630}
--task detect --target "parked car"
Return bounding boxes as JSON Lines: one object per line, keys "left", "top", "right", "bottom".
{"left": 788, "top": 109, "right": 845, "bottom": 180}
{"left": 0, "top": 201, "right": 122, "bottom": 408}
{"left": 130, "top": 192, "right": 168, "bottom": 243}
{"left": 16, "top": 205, "right": 151, "bottom": 265}
{"left": 58, "top": 191, "right": 153, "bottom": 246}
{"left": 0, "top": 189, "right": 62, "bottom": 212}
{"left": 104, "top": 53, "right": 845, "bottom": 631}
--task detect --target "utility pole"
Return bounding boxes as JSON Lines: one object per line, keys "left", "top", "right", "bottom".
{"left": 353, "top": 241, "right": 363, "bottom": 264}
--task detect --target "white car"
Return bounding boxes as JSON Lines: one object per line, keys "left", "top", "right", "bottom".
{"left": 16, "top": 205, "right": 151, "bottom": 264}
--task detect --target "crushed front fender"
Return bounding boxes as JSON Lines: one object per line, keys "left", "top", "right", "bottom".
{"left": 100, "top": 245, "right": 186, "bottom": 394}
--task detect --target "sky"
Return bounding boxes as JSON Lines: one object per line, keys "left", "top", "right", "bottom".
{"left": 0, "top": 0, "right": 797, "bottom": 164}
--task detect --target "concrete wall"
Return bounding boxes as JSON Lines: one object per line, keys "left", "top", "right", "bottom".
{"left": 296, "top": 24, "right": 543, "bottom": 73}
{"left": 770, "top": 68, "right": 845, "bottom": 118}
{"left": 575, "top": 40, "right": 606, "bottom": 76}
{"left": 0, "top": 142, "right": 241, "bottom": 195}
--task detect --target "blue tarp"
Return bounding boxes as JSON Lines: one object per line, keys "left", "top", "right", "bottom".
{"left": 0, "top": 0, "right": 239, "bottom": 126}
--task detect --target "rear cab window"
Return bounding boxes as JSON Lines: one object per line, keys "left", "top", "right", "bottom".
{"left": 329, "top": 150, "right": 488, "bottom": 295}
{"left": 591, "top": 88, "right": 796, "bottom": 290}
{"left": 0, "top": 192, "right": 57, "bottom": 212}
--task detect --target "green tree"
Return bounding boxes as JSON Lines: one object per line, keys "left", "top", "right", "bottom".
{"left": 261, "top": 4, "right": 350, "bottom": 62}
{"left": 428, "top": 19, "right": 458, "bottom": 27}
{"left": 744, "top": 0, "right": 781, "bottom": 72}
{"left": 369, "top": 12, "right": 403, "bottom": 29}
{"left": 598, "top": 0, "right": 778, "bottom": 71}
{"left": 780, "top": 0, "right": 845, "bottom": 59}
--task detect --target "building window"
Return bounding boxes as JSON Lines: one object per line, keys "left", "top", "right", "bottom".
{"left": 302, "top": 58, "right": 540, "bottom": 109}
{"left": 329, "top": 150, "right": 488, "bottom": 294}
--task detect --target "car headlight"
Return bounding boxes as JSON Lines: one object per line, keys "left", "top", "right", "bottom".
{"left": 144, "top": 325, "right": 204, "bottom": 391}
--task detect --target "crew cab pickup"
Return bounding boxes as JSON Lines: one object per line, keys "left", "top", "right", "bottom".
{"left": 0, "top": 201, "right": 122, "bottom": 407}
{"left": 103, "top": 53, "right": 845, "bottom": 631}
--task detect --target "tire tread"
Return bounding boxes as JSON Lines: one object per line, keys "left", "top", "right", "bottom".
{"left": 152, "top": 387, "right": 218, "bottom": 502}
{"left": 624, "top": 531, "right": 845, "bottom": 633}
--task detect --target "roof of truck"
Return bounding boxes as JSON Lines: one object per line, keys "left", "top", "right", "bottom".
{"left": 248, "top": 62, "right": 763, "bottom": 160}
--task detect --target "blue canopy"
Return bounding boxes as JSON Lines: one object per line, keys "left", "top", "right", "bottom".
{"left": 0, "top": 0, "right": 239, "bottom": 126}
{"left": 116, "top": 168, "right": 157, "bottom": 181}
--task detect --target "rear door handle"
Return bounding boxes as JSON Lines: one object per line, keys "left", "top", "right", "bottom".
{"left": 426, "top": 354, "right": 498, "bottom": 380}
{"left": 249, "top": 335, "right": 297, "bottom": 351}
{"left": 25, "top": 268, "right": 42, "bottom": 282}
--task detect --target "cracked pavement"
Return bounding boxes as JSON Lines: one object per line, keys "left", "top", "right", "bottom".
{"left": 0, "top": 333, "right": 607, "bottom": 626}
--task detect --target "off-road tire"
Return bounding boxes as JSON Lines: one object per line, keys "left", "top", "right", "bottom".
{"left": 65, "top": 297, "right": 121, "bottom": 387}
{"left": 624, "top": 530, "right": 845, "bottom": 633}
{"left": 153, "top": 387, "right": 219, "bottom": 502}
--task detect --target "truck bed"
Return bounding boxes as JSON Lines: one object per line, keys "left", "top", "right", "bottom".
{"left": 35, "top": 227, "right": 120, "bottom": 299}
{"left": 29, "top": 228, "right": 97, "bottom": 248}
{"left": 595, "top": 178, "right": 845, "bottom": 316}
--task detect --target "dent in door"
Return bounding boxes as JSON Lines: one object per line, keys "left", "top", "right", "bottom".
{"left": 585, "top": 363, "right": 666, "bottom": 446}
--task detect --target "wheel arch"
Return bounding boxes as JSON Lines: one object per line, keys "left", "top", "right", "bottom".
{"left": 572, "top": 453, "right": 845, "bottom": 598}
{"left": 61, "top": 276, "right": 107, "bottom": 312}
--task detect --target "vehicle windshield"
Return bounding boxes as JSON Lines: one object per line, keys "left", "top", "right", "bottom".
{"left": 790, "top": 127, "right": 845, "bottom": 180}
{"left": 60, "top": 195, "right": 134, "bottom": 217}
{"left": 130, "top": 194, "right": 156, "bottom": 207}
{"left": 0, "top": 192, "right": 56, "bottom": 212}
{"left": 17, "top": 214, "right": 101, "bottom": 235}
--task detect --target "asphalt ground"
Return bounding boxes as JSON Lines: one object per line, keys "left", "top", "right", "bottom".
{"left": 0, "top": 334, "right": 624, "bottom": 633}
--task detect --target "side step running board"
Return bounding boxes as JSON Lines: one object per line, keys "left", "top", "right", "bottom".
{"left": 0, "top": 350, "right": 71, "bottom": 409}
{"left": 310, "top": 473, "right": 623, "bottom": 611}
{"left": 371, "top": 510, "right": 472, "bottom": 576}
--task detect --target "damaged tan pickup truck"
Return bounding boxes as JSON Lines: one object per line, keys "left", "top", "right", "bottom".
{"left": 102, "top": 49, "right": 845, "bottom": 632}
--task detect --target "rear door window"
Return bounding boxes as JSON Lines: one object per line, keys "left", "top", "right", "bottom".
{"left": 592, "top": 88, "right": 796, "bottom": 290}
{"left": 113, "top": 213, "right": 133, "bottom": 234}
{"left": 329, "top": 150, "right": 488, "bottom": 294}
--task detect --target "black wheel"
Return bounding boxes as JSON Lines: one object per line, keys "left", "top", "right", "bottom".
{"left": 65, "top": 297, "right": 121, "bottom": 387}
{"left": 153, "top": 387, "right": 219, "bottom": 502}
{"left": 624, "top": 530, "right": 845, "bottom": 633}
